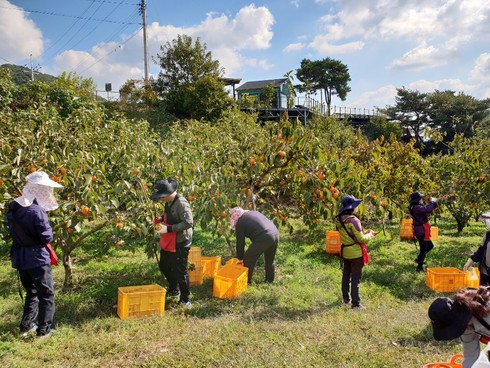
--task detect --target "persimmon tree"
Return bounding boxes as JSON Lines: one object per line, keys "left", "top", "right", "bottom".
{"left": 0, "top": 73, "right": 164, "bottom": 286}
{"left": 430, "top": 134, "right": 490, "bottom": 232}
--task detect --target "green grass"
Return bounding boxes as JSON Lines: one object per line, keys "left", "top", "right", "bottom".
{"left": 0, "top": 219, "right": 486, "bottom": 367}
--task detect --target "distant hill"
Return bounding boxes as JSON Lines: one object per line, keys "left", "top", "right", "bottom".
{"left": 1, "top": 64, "right": 57, "bottom": 85}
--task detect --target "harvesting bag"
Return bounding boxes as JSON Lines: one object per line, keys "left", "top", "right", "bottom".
{"left": 45, "top": 243, "right": 58, "bottom": 266}
{"left": 158, "top": 214, "right": 176, "bottom": 252}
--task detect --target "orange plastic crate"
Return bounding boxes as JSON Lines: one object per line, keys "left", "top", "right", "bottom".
{"left": 188, "top": 265, "right": 203, "bottom": 286}
{"left": 325, "top": 230, "right": 341, "bottom": 254}
{"left": 465, "top": 267, "right": 480, "bottom": 289}
{"left": 225, "top": 257, "right": 239, "bottom": 266}
{"left": 202, "top": 256, "right": 222, "bottom": 278}
{"left": 426, "top": 268, "right": 466, "bottom": 292}
{"left": 188, "top": 246, "right": 202, "bottom": 267}
{"left": 117, "top": 284, "right": 165, "bottom": 320}
{"left": 431, "top": 226, "right": 439, "bottom": 240}
{"left": 400, "top": 219, "right": 414, "bottom": 240}
{"left": 213, "top": 264, "right": 248, "bottom": 299}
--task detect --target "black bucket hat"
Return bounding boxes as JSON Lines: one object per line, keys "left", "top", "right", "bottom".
{"left": 410, "top": 191, "right": 425, "bottom": 204}
{"left": 428, "top": 297, "right": 472, "bottom": 341}
{"left": 150, "top": 179, "right": 178, "bottom": 200}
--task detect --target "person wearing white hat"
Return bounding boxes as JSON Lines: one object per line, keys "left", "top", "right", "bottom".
{"left": 463, "top": 211, "right": 490, "bottom": 286}
{"left": 6, "top": 171, "right": 63, "bottom": 338}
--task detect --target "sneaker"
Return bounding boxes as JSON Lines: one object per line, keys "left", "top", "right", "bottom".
{"left": 178, "top": 300, "right": 192, "bottom": 309}
{"left": 342, "top": 300, "right": 351, "bottom": 307}
{"left": 352, "top": 304, "right": 366, "bottom": 310}
{"left": 20, "top": 323, "right": 38, "bottom": 338}
{"left": 168, "top": 289, "right": 180, "bottom": 298}
{"left": 37, "top": 328, "right": 56, "bottom": 340}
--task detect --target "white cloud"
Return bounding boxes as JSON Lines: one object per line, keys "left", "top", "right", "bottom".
{"left": 309, "top": 35, "right": 364, "bottom": 54}
{"left": 0, "top": 1, "right": 43, "bottom": 63}
{"left": 291, "top": 0, "right": 300, "bottom": 8}
{"left": 283, "top": 43, "right": 305, "bottom": 52}
{"left": 347, "top": 85, "right": 398, "bottom": 109}
{"left": 390, "top": 42, "right": 457, "bottom": 71}
{"left": 309, "top": 0, "right": 490, "bottom": 65}
{"left": 49, "top": 4, "right": 275, "bottom": 90}
{"left": 470, "top": 53, "right": 490, "bottom": 81}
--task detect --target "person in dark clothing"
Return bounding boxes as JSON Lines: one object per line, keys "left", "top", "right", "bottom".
{"left": 151, "top": 178, "right": 193, "bottom": 308}
{"left": 229, "top": 206, "right": 279, "bottom": 283}
{"left": 409, "top": 191, "right": 438, "bottom": 272}
{"left": 6, "top": 171, "right": 63, "bottom": 338}
{"left": 463, "top": 211, "right": 490, "bottom": 286}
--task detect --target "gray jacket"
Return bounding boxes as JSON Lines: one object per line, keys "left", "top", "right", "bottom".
{"left": 164, "top": 195, "right": 193, "bottom": 246}
{"left": 461, "top": 314, "right": 490, "bottom": 368}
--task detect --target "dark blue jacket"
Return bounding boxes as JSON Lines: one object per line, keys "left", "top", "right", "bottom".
{"left": 410, "top": 202, "right": 437, "bottom": 238}
{"left": 6, "top": 200, "right": 53, "bottom": 270}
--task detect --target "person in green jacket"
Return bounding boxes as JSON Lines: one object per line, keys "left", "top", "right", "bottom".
{"left": 335, "top": 195, "right": 376, "bottom": 310}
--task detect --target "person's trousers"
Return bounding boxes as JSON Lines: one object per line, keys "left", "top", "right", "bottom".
{"left": 416, "top": 235, "right": 434, "bottom": 269}
{"left": 341, "top": 257, "right": 364, "bottom": 306}
{"left": 18, "top": 265, "right": 55, "bottom": 336}
{"left": 159, "top": 245, "right": 191, "bottom": 302}
{"left": 243, "top": 233, "right": 279, "bottom": 283}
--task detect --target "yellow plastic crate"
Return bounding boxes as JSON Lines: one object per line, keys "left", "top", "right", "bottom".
{"left": 426, "top": 267, "right": 466, "bottom": 292}
{"left": 188, "top": 246, "right": 202, "bottom": 267}
{"left": 117, "top": 284, "right": 165, "bottom": 320}
{"left": 188, "top": 265, "right": 203, "bottom": 286}
{"left": 325, "top": 230, "right": 341, "bottom": 254}
{"left": 202, "top": 256, "right": 222, "bottom": 278}
{"left": 213, "top": 264, "right": 248, "bottom": 299}
{"left": 400, "top": 219, "right": 414, "bottom": 240}
{"left": 465, "top": 267, "right": 480, "bottom": 289}
{"left": 431, "top": 226, "right": 439, "bottom": 240}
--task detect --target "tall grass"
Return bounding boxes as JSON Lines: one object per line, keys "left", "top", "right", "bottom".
{"left": 0, "top": 218, "right": 486, "bottom": 367}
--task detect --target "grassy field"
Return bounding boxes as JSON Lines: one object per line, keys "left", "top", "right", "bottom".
{"left": 0, "top": 218, "right": 486, "bottom": 368}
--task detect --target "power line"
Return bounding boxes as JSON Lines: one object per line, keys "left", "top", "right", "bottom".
{"left": 78, "top": 0, "right": 138, "bottom": 5}
{"left": 41, "top": 1, "right": 99, "bottom": 59}
{"left": 70, "top": 9, "right": 140, "bottom": 72}
{"left": 0, "top": 4, "right": 140, "bottom": 25}
{"left": 78, "top": 26, "right": 142, "bottom": 75}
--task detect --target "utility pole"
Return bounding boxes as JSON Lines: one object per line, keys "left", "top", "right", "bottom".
{"left": 140, "top": 0, "right": 149, "bottom": 83}
{"left": 30, "top": 54, "right": 34, "bottom": 82}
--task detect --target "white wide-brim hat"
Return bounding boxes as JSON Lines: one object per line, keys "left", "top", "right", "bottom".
{"left": 26, "top": 171, "right": 63, "bottom": 188}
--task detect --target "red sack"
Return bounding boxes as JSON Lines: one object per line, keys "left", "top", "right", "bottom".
{"left": 360, "top": 243, "right": 369, "bottom": 265}
{"left": 423, "top": 222, "right": 432, "bottom": 241}
{"left": 45, "top": 243, "right": 58, "bottom": 266}
{"left": 481, "top": 335, "right": 490, "bottom": 344}
{"left": 159, "top": 214, "right": 176, "bottom": 252}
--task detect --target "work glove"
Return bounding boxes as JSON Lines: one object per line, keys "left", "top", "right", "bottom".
{"left": 155, "top": 224, "right": 168, "bottom": 234}
{"left": 152, "top": 217, "right": 162, "bottom": 225}
{"left": 463, "top": 258, "right": 474, "bottom": 271}
{"left": 368, "top": 232, "right": 376, "bottom": 240}
{"left": 430, "top": 197, "right": 437, "bottom": 203}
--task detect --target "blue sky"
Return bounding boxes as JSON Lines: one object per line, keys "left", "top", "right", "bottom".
{"left": 1, "top": 0, "right": 489, "bottom": 110}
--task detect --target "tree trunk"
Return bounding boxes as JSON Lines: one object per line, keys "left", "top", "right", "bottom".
{"left": 63, "top": 250, "right": 73, "bottom": 287}
{"left": 456, "top": 219, "right": 464, "bottom": 233}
